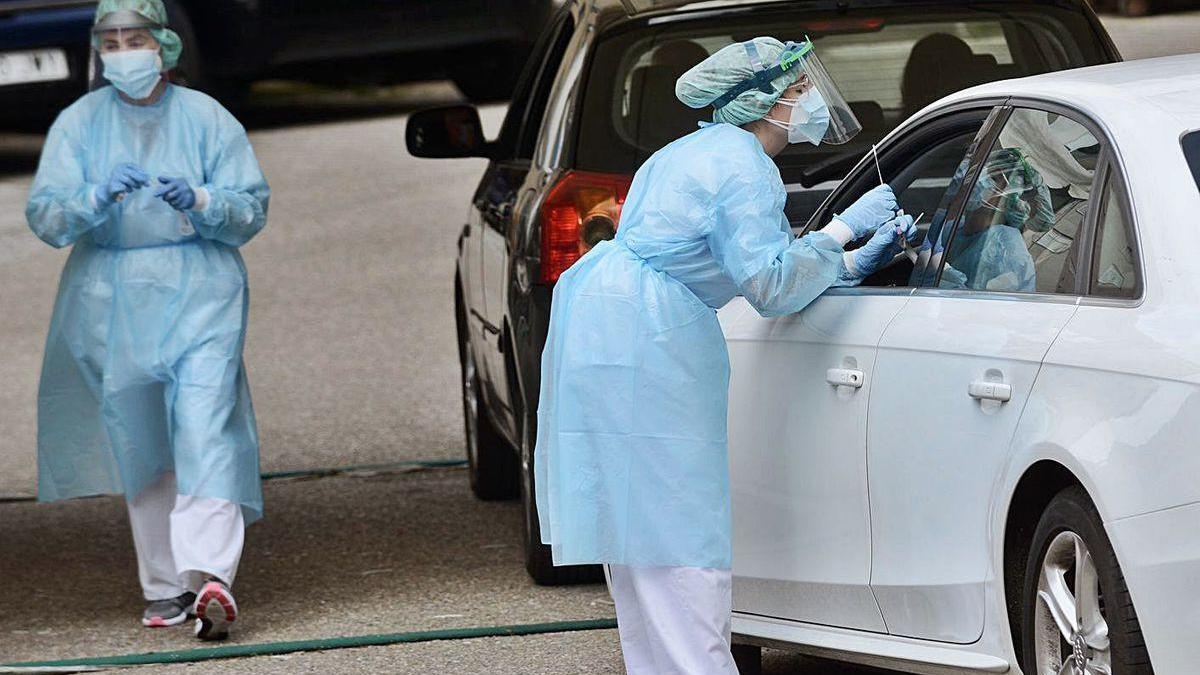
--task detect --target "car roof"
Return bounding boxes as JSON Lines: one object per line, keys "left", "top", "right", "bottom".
{"left": 936, "top": 54, "right": 1200, "bottom": 130}
{"left": 615, "top": 0, "right": 1090, "bottom": 15}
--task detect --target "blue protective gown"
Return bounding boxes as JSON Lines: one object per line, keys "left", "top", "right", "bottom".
{"left": 535, "top": 123, "right": 845, "bottom": 570}
{"left": 26, "top": 84, "right": 269, "bottom": 522}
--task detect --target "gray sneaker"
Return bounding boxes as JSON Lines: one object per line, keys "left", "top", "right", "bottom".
{"left": 142, "top": 592, "right": 196, "bottom": 627}
{"left": 194, "top": 580, "right": 238, "bottom": 641}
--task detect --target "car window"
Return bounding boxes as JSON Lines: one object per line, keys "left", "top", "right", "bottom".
{"left": 803, "top": 108, "right": 994, "bottom": 288}
{"left": 937, "top": 108, "right": 1100, "bottom": 295}
{"left": 1184, "top": 131, "right": 1200, "bottom": 195}
{"left": 574, "top": 4, "right": 1112, "bottom": 224}
{"left": 495, "top": 11, "right": 574, "bottom": 160}
{"left": 1090, "top": 171, "right": 1140, "bottom": 299}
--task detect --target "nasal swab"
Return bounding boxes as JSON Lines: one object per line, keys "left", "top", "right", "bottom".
{"left": 872, "top": 144, "right": 884, "bottom": 185}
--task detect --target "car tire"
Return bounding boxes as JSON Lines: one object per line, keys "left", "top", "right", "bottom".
{"left": 456, "top": 292, "right": 519, "bottom": 501}
{"left": 450, "top": 43, "right": 527, "bottom": 103}
{"left": 518, "top": 409, "right": 603, "bottom": 586}
{"left": 1020, "top": 486, "right": 1152, "bottom": 675}
{"left": 163, "top": 0, "right": 249, "bottom": 107}
{"left": 731, "top": 644, "right": 762, "bottom": 675}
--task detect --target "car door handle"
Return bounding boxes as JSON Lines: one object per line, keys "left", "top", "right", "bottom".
{"left": 826, "top": 368, "right": 864, "bottom": 388}
{"left": 968, "top": 381, "right": 1012, "bottom": 402}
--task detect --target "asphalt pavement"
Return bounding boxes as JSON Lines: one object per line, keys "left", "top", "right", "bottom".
{"left": 0, "top": 12, "right": 1196, "bottom": 673}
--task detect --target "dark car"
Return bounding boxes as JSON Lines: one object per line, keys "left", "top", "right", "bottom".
{"left": 0, "top": 0, "right": 95, "bottom": 129}
{"left": 2, "top": 0, "right": 554, "bottom": 128}
{"left": 407, "top": 0, "right": 1121, "bottom": 588}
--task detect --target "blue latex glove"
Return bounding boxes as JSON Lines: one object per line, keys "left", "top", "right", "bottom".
{"left": 834, "top": 184, "right": 900, "bottom": 240}
{"left": 154, "top": 176, "right": 197, "bottom": 211}
{"left": 98, "top": 162, "right": 150, "bottom": 206}
{"left": 847, "top": 214, "right": 918, "bottom": 278}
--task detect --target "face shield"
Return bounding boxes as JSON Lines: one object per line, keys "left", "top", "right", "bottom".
{"left": 88, "top": 9, "right": 163, "bottom": 91}
{"left": 712, "top": 39, "right": 862, "bottom": 145}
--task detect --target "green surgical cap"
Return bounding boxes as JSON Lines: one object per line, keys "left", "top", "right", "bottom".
{"left": 93, "top": 0, "right": 182, "bottom": 70}
{"left": 675, "top": 37, "right": 800, "bottom": 127}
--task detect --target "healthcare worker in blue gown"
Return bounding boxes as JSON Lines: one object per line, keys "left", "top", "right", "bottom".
{"left": 535, "top": 37, "right": 916, "bottom": 674}
{"left": 26, "top": 0, "right": 267, "bottom": 640}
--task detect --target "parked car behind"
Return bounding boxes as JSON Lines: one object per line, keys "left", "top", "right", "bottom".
{"left": 724, "top": 53, "right": 1200, "bottom": 675}
{"left": 408, "top": 0, "right": 1122, "bottom": 587}
{"left": 0, "top": 0, "right": 94, "bottom": 130}
{"left": 1, "top": 0, "right": 553, "bottom": 129}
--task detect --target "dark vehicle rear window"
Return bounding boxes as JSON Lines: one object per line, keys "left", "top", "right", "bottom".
{"left": 1184, "top": 131, "right": 1200, "bottom": 194}
{"left": 575, "top": 3, "right": 1113, "bottom": 222}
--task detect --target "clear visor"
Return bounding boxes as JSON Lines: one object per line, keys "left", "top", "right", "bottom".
{"left": 788, "top": 45, "right": 861, "bottom": 145}
{"left": 91, "top": 9, "right": 160, "bottom": 34}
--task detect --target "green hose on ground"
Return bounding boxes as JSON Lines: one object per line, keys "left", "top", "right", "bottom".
{"left": 0, "top": 618, "right": 618, "bottom": 671}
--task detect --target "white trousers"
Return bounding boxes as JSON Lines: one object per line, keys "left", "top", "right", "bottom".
{"left": 607, "top": 564, "right": 739, "bottom": 675}
{"left": 125, "top": 472, "right": 245, "bottom": 600}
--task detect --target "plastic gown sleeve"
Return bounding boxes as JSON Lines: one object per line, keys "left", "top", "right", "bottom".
{"left": 25, "top": 118, "right": 112, "bottom": 248}
{"left": 187, "top": 122, "right": 270, "bottom": 247}
{"left": 708, "top": 172, "right": 843, "bottom": 317}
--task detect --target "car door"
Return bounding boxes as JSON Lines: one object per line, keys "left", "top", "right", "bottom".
{"left": 726, "top": 106, "right": 996, "bottom": 632}
{"left": 867, "top": 104, "right": 1106, "bottom": 644}
{"left": 476, "top": 11, "right": 573, "bottom": 428}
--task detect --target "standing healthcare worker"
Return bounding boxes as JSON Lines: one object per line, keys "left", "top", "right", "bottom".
{"left": 534, "top": 38, "right": 916, "bottom": 673}
{"left": 25, "top": 0, "right": 268, "bottom": 641}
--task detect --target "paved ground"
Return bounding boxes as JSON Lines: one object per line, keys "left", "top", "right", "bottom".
{"left": 0, "top": 12, "right": 1195, "bottom": 673}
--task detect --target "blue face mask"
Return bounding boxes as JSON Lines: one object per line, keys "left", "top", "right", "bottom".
{"left": 767, "top": 88, "right": 831, "bottom": 146}
{"left": 101, "top": 49, "right": 163, "bottom": 99}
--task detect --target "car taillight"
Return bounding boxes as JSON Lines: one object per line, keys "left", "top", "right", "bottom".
{"left": 540, "top": 170, "right": 633, "bottom": 284}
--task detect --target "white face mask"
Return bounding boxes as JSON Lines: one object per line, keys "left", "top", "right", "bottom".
{"left": 765, "top": 88, "right": 832, "bottom": 146}
{"left": 101, "top": 49, "right": 163, "bottom": 99}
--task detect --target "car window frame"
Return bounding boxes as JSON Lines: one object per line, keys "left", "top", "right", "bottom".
{"left": 925, "top": 98, "right": 1143, "bottom": 305}
{"left": 799, "top": 98, "right": 1009, "bottom": 297}
{"left": 1080, "top": 154, "right": 1144, "bottom": 305}
{"left": 493, "top": 8, "right": 574, "bottom": 163}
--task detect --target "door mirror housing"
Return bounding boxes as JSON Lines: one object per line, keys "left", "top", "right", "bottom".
{"left": 406, "top": 105, "right": 493, "bottom": 159}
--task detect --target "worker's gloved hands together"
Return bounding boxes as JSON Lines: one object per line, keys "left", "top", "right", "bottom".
{"left": 95, "top": 166, "right": 197, "bottom": 212}
{"left": 846, "top": 214, "right": 918, "bottom": 278}
{"left": 834, "top": 184, "right": 900, "bottom": 240}
{"left": 154, "top": 176, "right": 197, "bottom": 211}
{"left": 97, "top": 162, "right": 150, "bottom": 207}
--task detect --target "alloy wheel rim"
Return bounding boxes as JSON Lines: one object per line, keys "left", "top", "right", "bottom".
{"left": 1034, "top": 531, "right": 1112, "bottom": 675}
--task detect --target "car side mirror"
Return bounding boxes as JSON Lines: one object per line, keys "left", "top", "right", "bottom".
{"left": 406, "top": 105, "right": 493, "bottom": 159}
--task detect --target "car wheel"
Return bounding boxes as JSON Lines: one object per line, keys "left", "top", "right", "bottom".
{"left": 518, "top": 410, "right": 603, "bottom": 586}
{"left": 731, "top": 644, "right": 762, "bottom": 675}
{"left": 163, "top": 0, "right": 248, "bottom": 106}
{"left": 456, "top": 296, "right": 518, "bottom": 501}
{"left": 1021, "top": 486, "right": 1152, "bottom": 675}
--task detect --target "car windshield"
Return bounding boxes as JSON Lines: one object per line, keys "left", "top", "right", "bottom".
{"left": 1184, "top": 131, "right": 1200, "bottom": 195}
{"left": 576, "top": 3, "right": 1113, "bottom": 225}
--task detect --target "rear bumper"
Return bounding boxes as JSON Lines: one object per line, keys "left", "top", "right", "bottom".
{"left": 1107, "top": 500, "right": 1200, "bottom": 675}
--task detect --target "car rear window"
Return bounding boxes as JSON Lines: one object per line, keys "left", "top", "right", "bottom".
{"left": 1184, "top": 131, "right": 1200, "bottom": 195}
{"left": 575, "top": 4, "right": 1112, "bottom": 222}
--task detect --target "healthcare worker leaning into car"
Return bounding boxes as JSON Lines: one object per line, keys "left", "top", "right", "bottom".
{"left": 535, "top": 37, "right": 915, "bottom": 674}
{"left": 26, "top": 0, "right": 268, "bottom": 641}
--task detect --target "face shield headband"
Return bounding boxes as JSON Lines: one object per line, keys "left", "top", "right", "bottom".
{"left": 710, "top": 39, "right": 813, "bottom": 111}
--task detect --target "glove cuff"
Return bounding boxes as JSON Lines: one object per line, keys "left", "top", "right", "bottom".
{"left": 843, "top": 250, "right": 861, "bottom": 278}
{"left": 192, "top": 187, "right": 211, "bottom": 212}
{"left": 819, "top": 219, "right": 855, "bottom": 246}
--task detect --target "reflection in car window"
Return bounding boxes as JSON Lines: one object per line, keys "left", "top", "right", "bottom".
{"left": 574, "top": 4, "right": 1111, "bottom": 227}
{"left": 1090, "top": 173, "right": 1139, "bottom": 299}
{"left": 939, "top": 109, "right": 1099, "bottom": 294}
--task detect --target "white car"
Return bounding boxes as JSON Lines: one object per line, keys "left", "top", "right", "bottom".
{"left": 724, "top": 55, "right": 1200, "bottom": 675}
